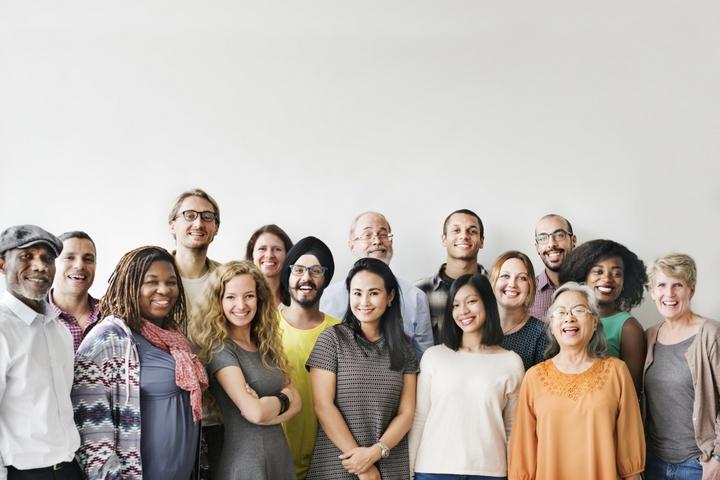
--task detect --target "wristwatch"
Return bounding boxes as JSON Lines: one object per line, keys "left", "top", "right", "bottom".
{"left": 377, "top": 441, "right": 390, "bottom": 459}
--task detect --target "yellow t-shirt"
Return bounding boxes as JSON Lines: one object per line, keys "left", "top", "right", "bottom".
{"left": 278, "top": 311, "right": 340, "bottom": 480}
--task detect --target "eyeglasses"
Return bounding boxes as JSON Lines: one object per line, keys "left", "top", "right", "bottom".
{"left": 535, "top": 229, "right": 572, "bottom": 245}
{"left": 289, "top": 264, "right": 328, "bottom": 277}
{"left": 352, "top": 231, "right": 394, "bottom": 243}
{"left": 550, "top": 305, "right": 592, "bottom": 320}
{"left": 176, "top": 210, "right": 217, "bottom": 223}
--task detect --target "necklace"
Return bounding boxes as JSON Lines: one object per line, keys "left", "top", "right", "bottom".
{"left": 503, "top": 319, "right": 527, "bottom": 335}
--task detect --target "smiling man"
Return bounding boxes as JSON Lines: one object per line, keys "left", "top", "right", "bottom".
{"left": 0, "top": 225, "right": 82, "bottom": 479}
{"left": 415, "top": 208, "right": 488, "bottom": 344}
{"left": 320, "top": 211, "right": 433, "bottom": 360}
{"left": 529, "top": 214, "right": 576, "bottom": 320}
{"left": 50, "top": 231, "right": 101, "bottom": 351}
{"left": 277, "top": 236, "right": 339, "bottom": 480}
{"left": 168, "top": 188, "right": 221, "bottom": 307}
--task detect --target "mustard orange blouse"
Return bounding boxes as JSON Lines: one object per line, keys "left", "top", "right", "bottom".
{"left": 509, "top": 357, "right": 645, "bottom": 480}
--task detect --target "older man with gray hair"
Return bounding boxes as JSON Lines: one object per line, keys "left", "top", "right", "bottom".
{"left": 0, "top": 225, "right": 81, "bottom": 480}
{"left": 320, "top": 211, "right": 433, "bottom": 360}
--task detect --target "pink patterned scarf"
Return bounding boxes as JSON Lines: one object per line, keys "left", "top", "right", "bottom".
{"left": 140, "top": 320, "right": 208, "bottom": 422}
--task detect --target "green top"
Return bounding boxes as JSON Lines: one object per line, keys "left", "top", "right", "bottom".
{"left": 600, "top": 311, "right": 632, "bottom": 358}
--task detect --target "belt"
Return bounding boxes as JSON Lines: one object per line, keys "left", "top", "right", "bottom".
{"left": 8, "top": 461, "right": 72, "bottom": 472}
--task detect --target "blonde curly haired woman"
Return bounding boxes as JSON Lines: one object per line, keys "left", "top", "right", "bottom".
{"left": 191, "top": 261, "right": 301, "bottom": 480}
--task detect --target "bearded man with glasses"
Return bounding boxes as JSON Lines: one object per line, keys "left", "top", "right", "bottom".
{"left": 530, "top": 213, "right": 576, "bottom": 321}
{"left": 320, "top": 211, "right": 433, "bottom": 361}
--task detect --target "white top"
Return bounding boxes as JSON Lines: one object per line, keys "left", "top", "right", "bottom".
{"left": 0, "top": 291, "right": 80, "bottom": 477}
{"left": 319, "top": 276, "right": 433, "bottom": 360}
{"left": 408, "top": 344, "right": 524, "bottom": 477}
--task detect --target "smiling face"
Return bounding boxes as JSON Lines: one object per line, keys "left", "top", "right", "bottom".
{"left": 452, "top": 284, "right": 486, "bottom": 334}
{"left": 350, "top": 270, "right": 394, "bottom": 326}
{"left": 535, "top": 216, "right": 576, "bottom": 272}
{"left": 169, "top": 195, "right": 219, "bottom": 251}
{"left": 586, "top": 256, "right": 624, "bottom": 307}
{"left": 493, "top": 258, "right": 531, "bottom": 310}
{"left": 138, "top": 260, "right": 180, "bottom": 325}
{"left": 252, "top": 233, "right": 287, "bottom": 278}
{"left": 442, "top": 213, "right": 483, "bottom": 261}
{"left": 348, "top": 213, "right": 394, "bottom": 264}
{"left": 549, "top": 290, "right": 598, "bottom": 351}
{"left": 222, "top": 273, "right": 258, "bottom": 332}
{"left": 0, "top": 245, "right": 56, "bottom": 309}
{"left": 289, "top": 254, "right": 325, "bottom": 308}
{"left": 53, "top": 237, "right": 96, "bottom": 296}
{"left": 651, "top": 270, "right": 694, "bottom": 321}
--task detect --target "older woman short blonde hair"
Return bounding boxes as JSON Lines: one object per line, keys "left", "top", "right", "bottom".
{"left": 647, "top": 253, "right": 697, "bottom": 290}
{"left": 545, "top": 282, "right": 608, "bottom": 358}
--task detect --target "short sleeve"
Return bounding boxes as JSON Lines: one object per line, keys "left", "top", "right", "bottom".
{"left": 306, "top": 327, "right": 339, "bottom": 373}
{"left": 403, "top": 340, "right": 420, "bottom": 374}
{"left": 207, "top": 342, "right": 240, "bottom": 377}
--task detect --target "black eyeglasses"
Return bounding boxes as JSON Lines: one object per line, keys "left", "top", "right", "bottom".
{"left": 535, "top": 229, "right": 571, "bottom": 245}
{"left": 289, "top": 264, "right": 328, "bottom": 277}
{"left": 176, "top": 210, "right": 217, "bottom": 223}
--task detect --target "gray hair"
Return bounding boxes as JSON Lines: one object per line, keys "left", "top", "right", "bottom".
{"left": 647, "top": 253, "right": 697, "bottom": 291}
{"left": 544, "top": 281, "right": 608, "bottom": 358}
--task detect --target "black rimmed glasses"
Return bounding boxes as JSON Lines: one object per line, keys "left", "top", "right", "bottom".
{"left": 289, "top": 264, "right": 328, "bottom": 277}
{"left": 176, "top": 210, "right": 218, "bottom": 223}
{"left": 535, "top": 229, "right": 571, "bottom": 245}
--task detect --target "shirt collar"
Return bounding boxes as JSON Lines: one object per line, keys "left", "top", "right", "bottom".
{"left": 1, "top": 290, "right": 53, "bottom": 325}
{"left": 537, "top": 270, "right": 556, "bottom": 290}
{"left": 436, "top": 263, "right": 489, "bottom": 290}
{"left": 48, "top": 288, "right": 100, "bottom": 320}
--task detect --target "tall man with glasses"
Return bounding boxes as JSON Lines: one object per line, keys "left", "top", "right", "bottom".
{"left": 168, "top": 188, "right": 222, "bottom": 479}
{"left": 320, "top": 211, "right": 433, "bottom": 360}
{"left": 529, "top": 214, "right": 576, "bottom": 320}
{"left": 277, "top": 236, "right": 339, "bottom": 480}
{"left": 168, "top": 188, "right": 221, "bottom": 307}
{"left": 415, "top": 208, "right": 487, "bottom": 344}
{"left": 0, "top": 225, "right": 82, "bottom": 480}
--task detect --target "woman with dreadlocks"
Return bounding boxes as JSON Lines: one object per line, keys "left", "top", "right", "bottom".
{"left": 72, "top": 246, "right": 208, "bottom": 480}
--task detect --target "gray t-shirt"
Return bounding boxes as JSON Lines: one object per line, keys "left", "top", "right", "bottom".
{"left": 645, "top": 334, "right": 702, "bottom": 463}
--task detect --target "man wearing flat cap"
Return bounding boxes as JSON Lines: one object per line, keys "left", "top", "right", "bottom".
{"left": 0, "top": 225, "right": 82, "bottom": 480}
{"left": 277, "top": 236, "right": 340, "bottom": 480}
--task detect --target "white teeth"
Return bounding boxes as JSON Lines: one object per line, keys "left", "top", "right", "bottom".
{"left": 597, "top": 287, "right": 613, "bottom": 293}
{"left": 503, "top": 290, "right": 519, "bottom": 297}
{"left": 663, "top": 301, "right": 678, "bottom": 306}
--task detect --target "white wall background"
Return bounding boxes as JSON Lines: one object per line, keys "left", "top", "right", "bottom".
{"left": 1, "top": 0, "right": 718, "bottom": 327}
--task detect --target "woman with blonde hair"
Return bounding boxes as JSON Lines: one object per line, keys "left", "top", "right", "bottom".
{"left": 191, "top": 260, "right": 301, "bottom": 480}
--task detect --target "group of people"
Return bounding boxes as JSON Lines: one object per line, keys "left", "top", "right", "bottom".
{"left": 0, "top": 187, "right": 717, "bottom": 480}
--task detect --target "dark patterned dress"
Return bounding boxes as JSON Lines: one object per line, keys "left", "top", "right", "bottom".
{"left": 306, "top": 324, "right": 419, "bottom": 480}
{"left": 500, "top": 316, "right": 549, "bottom": 371}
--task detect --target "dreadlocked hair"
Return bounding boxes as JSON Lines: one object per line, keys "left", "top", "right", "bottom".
{"left": 99, "top": 246, "right": 188, "bottom": 333}
{"left": 190, "top": 260, "right": 289, "bottom": 376}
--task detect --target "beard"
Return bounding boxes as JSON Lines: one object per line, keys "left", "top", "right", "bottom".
{"left": 290, "top": 284, "right": 324, "bottom": 309}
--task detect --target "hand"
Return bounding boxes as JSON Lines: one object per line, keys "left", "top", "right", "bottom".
{"left": 244, "top": 384, "right": 258, "bottom": 398}
{"left": 357, "top": 465, "right": 380, "bottom": 480}
{"left": 702, "top": 456, "right": 720, "bottom": 480}
{"left": 339, "top": 445, "right": 381, "bottom": 474}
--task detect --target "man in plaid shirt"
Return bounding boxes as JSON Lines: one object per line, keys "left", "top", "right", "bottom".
{"left": 528, "top": 214, "right": 576, "bottom": 321}
{"left": 49, "top": 231, "right": 101, "bottom": 352}
{"left": 415, "top": 208, "right": 487, "bottom": 344}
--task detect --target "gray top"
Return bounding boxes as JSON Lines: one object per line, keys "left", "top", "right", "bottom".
{"left": 134, "top": 332, "right": 199, "bottom": 480}
{"left": 306, "top": 324, "right": 419, "bottom": 480}
{"left": 207, "top": 339, "right": 295, "bottom": 480}
{"left": 645, "top": 334, "right": 701, "bottom": 463}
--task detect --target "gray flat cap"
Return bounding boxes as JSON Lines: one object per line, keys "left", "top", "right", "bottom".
{"left": 0, "top": 224, "right": 63, "bottom": 257}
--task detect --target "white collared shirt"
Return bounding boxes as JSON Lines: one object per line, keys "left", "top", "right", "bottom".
{"left": 0, "top": 291, "right": 80, "bottom": 477}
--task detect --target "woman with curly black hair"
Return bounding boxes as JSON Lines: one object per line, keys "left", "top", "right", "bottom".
{"left": 559, "top": 239, "right": 647, "bottom": 395}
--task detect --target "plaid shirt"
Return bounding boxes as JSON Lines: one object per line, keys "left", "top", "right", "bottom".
{"left": 528, "top": 269, "right": 557, "bottom": 322}
{"left": 415, "top": 263, "right": 488, "bottom": 344}
{"left": 49, "top": 290, "right": 101, "bottom": 352}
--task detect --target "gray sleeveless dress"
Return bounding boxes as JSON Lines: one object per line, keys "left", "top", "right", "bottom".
{"left": 207, "top": 339, "right": 296, "bottom": 480}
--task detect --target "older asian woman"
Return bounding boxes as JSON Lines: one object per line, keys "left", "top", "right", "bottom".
{"left": 509, "top": 282, "right": 645, "bottom": 480}
{"left": 643, "top": 254, "right": 720, "bottom": 480}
